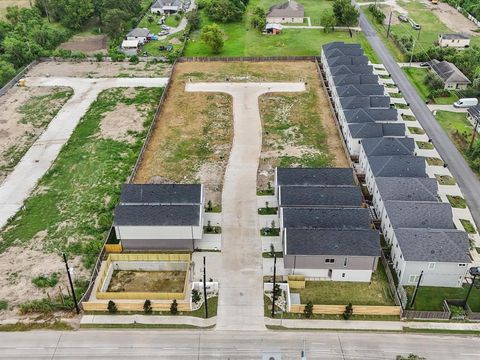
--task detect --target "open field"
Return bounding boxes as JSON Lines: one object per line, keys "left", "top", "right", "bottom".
{"left": 405, "top": 284, "right": 480, "bottom": 312}
{"left": 0, "top": 86, "right": 72, "bottom": 183}
{"left": 134, "top": 61, "right": 347, "bottom": 202}
{"left": 107, "top": 270, "right": 186, "bottom": 293}
{"left": 0, "top": 85, "right": 163, "bottom": 314}
{"left": 295, "top": 263, "right": 395, "bottom": 306}
{"left": 185, "top": 0, "right": 379, "bottom": 62}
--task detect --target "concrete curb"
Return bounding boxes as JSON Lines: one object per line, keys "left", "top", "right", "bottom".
{"left": 80, "top": 314, "right": 216, "bottom": 328}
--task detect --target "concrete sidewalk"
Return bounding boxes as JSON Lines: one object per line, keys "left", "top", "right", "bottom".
{"left": 81, "top": 314, "right": 216, "bottom": 328}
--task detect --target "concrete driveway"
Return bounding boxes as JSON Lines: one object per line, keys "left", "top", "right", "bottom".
{"left": 428, "top": 104, "right": 468, "bottom": 113}
{"left": 0, "top": 77, "right": 168, "bottom": 228}
{"left": 186, "top": 82, "right": 305, "bottom": 331}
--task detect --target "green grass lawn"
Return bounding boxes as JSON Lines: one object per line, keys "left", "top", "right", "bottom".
{"left": 408, "top": 126, "right": 425, "bottom": 135}
{"left": 426, "top": 157, "right": 444, "bottom": 166}
{"left": 295, "top": 262, "right": 395, "bottom": 306}
{"left": 460, "top": 219, "right": 477, "bottom": 234}
{"left": 406, "top": 285, "right": 480, "bottom": 312}
{"left": 435, "top": 174, "right": 456, "bottom": 186}
{"left": 185, "top": 0, "right": 380, "bottom": 62}
{"left": 0, "top": 87, "right": 163, "bottom": 269}
{"left": 447, "top": 195, "right": 467, "bottom": 209}
{"left": 403, "top": 67, "right": 458, "bottom": 104}
{"left": 416, "top": 141, "right": 434, "bottom": 150}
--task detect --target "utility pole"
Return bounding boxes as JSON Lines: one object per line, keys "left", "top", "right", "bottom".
{"left": 386, "top": 12, "right": 393, "bottom": 39}
{"left": 271, "top": 254, "right": 277, "bottom": 318}
{"left": 469, "top": 114, "right": 479, "bottom": 149}
{"left": 409, "top": 28, "right": 422, "bottom": 67}
{"left": 203, "top": 256, "right": 208, "bottom": 319}
{"left": 409, "top": 270, "right": 423, "bottom": 308}
{"left": 63, "top": 253, "right": 80, "bottom": 314}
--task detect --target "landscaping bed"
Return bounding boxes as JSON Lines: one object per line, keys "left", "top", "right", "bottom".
{"left": 107, "top": 270, "right": 186, "bottom": 293}
{"left": 435, "top": 174, "right": 456, "bottom": 185}
{"left": 447, "top": 195, "right": 467, "bottom": 209}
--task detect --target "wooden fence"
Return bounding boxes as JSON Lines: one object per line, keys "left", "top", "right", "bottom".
{"left": 290, "top": 304, "right": 401, "bottom": 316}
{"left": 288, "top": 275, "right": 306, "bottom": 289}
{"left": 178, "top": 56, "right": 316, "bottom": 63}
{"left": 402, "top": 300, "right": 451, "bottom": 320}
{"left": 83, "top": 300, "right": 191, "bottom": 312}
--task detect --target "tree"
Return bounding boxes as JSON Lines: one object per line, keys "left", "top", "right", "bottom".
{"left": 102, "top": 8, "right": 128, "bottom": 37}
{"left": 170, "top": 299, "right": 178, "bottom": 315}
{"left": 332, "top": 0, "right": 359, "bottom": 27}
{"left": 143, "top": 299, "right": 152, "bottom": 314}
{"left": 205, "top": 0, "right": 245, "bottom": 23}
{"left": 107, "top": 300, "right": 117, "bottom": 313}
{"left": 191, "top": 289, "right": 201, "bottom": 304}
{"left": 201, "top": 24, "right": 224, "bottom": 54}
{"left": 304, "top": 301, "right": 313, "bottom": 318}
{"left": 425, "top": 72, "right": 444, "bottom": 90}
{"left": 0, "top": 60, "right": 16, "bottom": 86}
{"left": 343, "top": 302, "right": 353, "bottom": 319}
{"left": 250, "top": 14, "right": 266, "bottom": 30}
{"left": 320, "top": 11, "right": 336, "bottom": 33}
{"left": 186, "top": 9, "right": 200, "bottom": 31}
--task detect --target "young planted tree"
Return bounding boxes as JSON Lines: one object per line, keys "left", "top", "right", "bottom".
{"left": 332, "top": 0, "right": 359, "bottom": 27}
{"left": 320, "top": 11, "right": 336, "bottom": 33}
{"left": 107, "top": 300, "right": 117, "bottom": 314}
{"left": 343, "top": 302, "right": 353, "bottom": 320}
{"left": 304, "top": 301, "right": 314, "bottom": 319}
{"left": 191, "top": 289, "right": 201, "bottom": 304}
{"left": 143, "top": 299, "right": 152, "bottom": 314}
{"left": 201, "top": 24, "right": 224, "bottom": 54}
{"left": 170, "top": 299, "right": 179, "bottom": 315}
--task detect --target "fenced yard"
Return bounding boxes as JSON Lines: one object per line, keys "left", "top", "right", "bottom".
{"left": 405, "top": 284, "right": 480, "bottom": 312}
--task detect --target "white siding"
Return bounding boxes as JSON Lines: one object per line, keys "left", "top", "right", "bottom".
{"left": 116, "top": 225, "right": 202, "bottom": 240}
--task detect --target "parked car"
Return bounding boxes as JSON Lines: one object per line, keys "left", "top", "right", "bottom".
{"left": 166, "top": 44, "right": 173, "bottom": 52}
{"left": 454, "top": 98, "right": 479, "bottom": 108}
{"left": 419, "top": 62, "right": 430, "bottom": 67}
{"left": 161, "top": 25, "right": 170, "bottom": 30}
{"left": 398, "top": 14, "right": 408, "bottom": 22}
{"left": 158, "top": 30, "right": 169, "bottom": 36}
{"left": 412, "top": 22, "right": 421, "bottom": 30}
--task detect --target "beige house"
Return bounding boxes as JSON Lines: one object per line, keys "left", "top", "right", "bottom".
{"left": 266, "top": 0, "right": 304, "bottom": 23}
{"left": 438, "top": 33, "right": 471, "bottom": 49}
{"left": 428, "top": 59, "right": 471, "bottom": 90}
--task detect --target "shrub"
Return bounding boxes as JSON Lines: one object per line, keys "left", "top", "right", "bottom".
{"left": 0, "top": 300, "right": 8, "bottom": 311}
{"left": 205, "top": 0, "right": 245, "bottom": 23}
{"left": 192, "top": 289, "right": 201, "bottom": 304}
{"left": 303, "top": 301, "right": 313, "bottom": 318}
{"left": 368, "top": 4, "right": 386, "bottom": 24}
{"left": 143, "top": 299, "right": 152, "bottom": 314}
{"left": 201, "top": 24, "right": 224, "bottom": 54}
{"left": 32, "top": 273, "right": 59, "bottom": 288}
{"left": 343, "top": 303, "right": 353, "bottom": 319}
{"left": 94, "top": 53, "right": 104, "bottom": 62}
{"left": 170, "top": 299, "right": 178, "bottom": 315}
{"left": 107, "top": 300, "right": 118, "bottom": 313}
{"left": 129, "top": 55, "right": 139, "bottom": 64}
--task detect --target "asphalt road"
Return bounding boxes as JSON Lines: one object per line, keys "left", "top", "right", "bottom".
{"left": 357, "top": 7, "right": 480, "bottom": 229}
{"left": 0, "top": 330, "right": 479, "bottom": 359}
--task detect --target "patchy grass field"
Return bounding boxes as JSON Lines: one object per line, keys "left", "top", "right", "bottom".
{"left": 107, "top": 270, "right": 186, "bottom": 293}
{"left": 296, "top": 263, "right": 395, "bottom": 306}
{"left": 0, "top": 87, "right": 72, "bottom": 182}
{"left": 0, "top": 87, "right": 162, "bottom": 310}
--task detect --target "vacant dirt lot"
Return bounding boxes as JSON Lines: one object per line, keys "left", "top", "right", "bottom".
{"left": 108, "top": 270, "right": 186, "bottom": 293}
{"left": 421, "top": 0, "right": 479, "bottom": 35}
{"left": 28, "top": 61, "right": 172, "bottom": 79}
{"left": 59, "top": 34, "right": 108, "bottom": 55}
{"left": 134, "top": 61, "right": 348, "bottom": 202}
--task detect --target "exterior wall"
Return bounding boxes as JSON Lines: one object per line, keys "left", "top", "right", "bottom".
{"left": 445, "top": 81, "right": 468, "bottom": 90}
{"left": 115, "top": 225, "right": 202, "bottom": 240}
{"left": 151, "top": 6, "right": 163, "bottom": 14}
{"left": 126, "top": 35, "right": 147, "bottom": 44}
{"left": 439, "top": 38, "right": 470, "bottom": 48}
{"left": 121, "top": 238, "right": 194, "bottom": 251}
{"left": 283, "top": 266, "right": 373, "bottom": 282}
{"left": 284, "top": 254, "right": 378, "bottom": 272}
{"left": 267, "top": 16, "right": 304, "bottom": 24}
{"left": 380, "top": 206, "right": 395, "bottom": 244}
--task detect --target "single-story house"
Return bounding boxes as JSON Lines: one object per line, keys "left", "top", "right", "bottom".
{"left": 114, "top": 184, "right": 204, "bottom": 251}
{"left": 364, "top": 155, "right": 427, "bottom": 196}
{"left": 274, "top": 167, "right": 355, "bottom": 193}
{"left": 372, "top": 177, "right": 439, "bottom": 219}
{"left": 345, "top": 123, "right": 406, "bottom": 156}
{"left": 126, "top": 28, "right": 151, "bottom": 44}
{"left": 121, "top": 39, "right": 140, "bottom": 56}
{"left": 278, "top": 185, "right": 364, "bottom": 208}
{"left": 390, "top": 228, "right": 470, "bottom": 287}
{"left": 283, "top": 228, "right": 380, "bottom": 281}
{"left": 381, "top": 200, "right": 454, "bottom": 244}
{"left": 438, "top": 33, "right": 471, "bottom": 48}
{"left": 428, "top": 59, "right": 471, "bottom": 90}
{"left": 359, "top": 137, "right": 415, "bottom": 173}
{"left": 151, "top": 0, "right": 182, "bottom": 14}
{"left": 266, "top": 0, "right": 304, "bottom": 23}
{"left": 280, "top": 207, "right": 372, "bottom": 230}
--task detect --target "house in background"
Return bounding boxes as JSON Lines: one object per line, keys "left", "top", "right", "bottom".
{"left": 390, "top": 228, "right": 470, "bottom": 287}
{"left": 266, "top": 0, "right": 304, "bottom": 23}
{"left": 438, "top": 33, "right": 471, "bottom": 48}
{"left": 126, "top": 28, "right": 151, "bottom": 44}
{"left": 428, "top": 59, "right": 471, "bottom": 90}
{"left": 114, "top": 184, "right": 204, "bottom": 251}
{"left": 121, "top": 39, "right": 140, "bottom": 56}
{"left": 151, "top": 0, "right": 182, "bottom": 14}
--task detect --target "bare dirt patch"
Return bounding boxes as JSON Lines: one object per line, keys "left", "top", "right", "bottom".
{"left": 107, "top": 270, "right": 186, "bottom": 293}
{"left": 59, "top": 34, "right": 108, "bottom": 55}
{"left": 27, "top": 61, "right": 172, "bottom": 79}
{"left": 421, "top": 0, "right": 479, "bottom": 35}
{"left": 99, "top": 102, "right": 144, "bottom": 143}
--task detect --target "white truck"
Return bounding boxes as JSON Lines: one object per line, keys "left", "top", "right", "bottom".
{"left": 454, "top": 98, "right": 479, "bottom": 108}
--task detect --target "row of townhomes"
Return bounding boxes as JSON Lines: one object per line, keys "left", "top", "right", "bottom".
{"left": 321, "top": 42, "right": 472, "bottom": 288}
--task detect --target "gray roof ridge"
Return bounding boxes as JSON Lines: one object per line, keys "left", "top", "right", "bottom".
{"left": 373, "top": 155, "right": 392, "bottom": 176}
{"left": 413, "top": 178, "right": 438, "bottom": 200}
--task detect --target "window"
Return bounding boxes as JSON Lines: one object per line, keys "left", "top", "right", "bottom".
{"left": 428, "top": 262, "right": 436, "bottom": 270}
{"left": 458, "top": 263, "right": 466, "bottom": 267}
{"left": 409, "top": 275, "right": 420, "bottom": 283}
{"left": 325, "top": 258, "right": 335, "bottom": 263}
{"left": 342, "top": 273, "right": 346, "bottom": 278}
{"left": 343, "top": 257, "right": 348, "bottom": 267}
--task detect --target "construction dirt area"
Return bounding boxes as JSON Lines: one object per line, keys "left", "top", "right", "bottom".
{"left": 420, "top": 0, "right": 480, "bottom": 35}
{"left": 107, "top": 270, "right": 186, "bottom": 293}
{"left": 134, "top": 61, "right": 348, "bottom": 203}
{"left": 59, "top": 34, "right": 108, "bottom": 55}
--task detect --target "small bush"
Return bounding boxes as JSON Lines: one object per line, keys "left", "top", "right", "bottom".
{"left": 368, "top": 4, "right": 386, "bottom": 24}
{"left": 129, "top": 55, "right": 139, "bottom": 64}
{"left": 170, "top": 299, "right": 178, "bottom": 315}
{"left": 108, "top": 300, "right": 118, "bottom": 314}
{"left": 0, "top": 300, "right": 8, "bottom": 311}
{"left": 143, "top": 299, "right": 152, "bottom": 314}
{"left": 343, "top": 303, "right": 353, "bottom": 320}
{"left": 94, "top": 53, "right": 104, "bottom": 62}
{"left": 32, "top": 273, "right": 59, "bottom": 288}
{"left": 303, "top": 301, "right": 313, "bottom": 318}
{"left": 192, "top": 289, "right": 201, "bottom": 304}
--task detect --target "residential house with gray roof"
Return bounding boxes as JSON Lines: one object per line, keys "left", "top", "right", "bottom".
{"left": 428, "top": 59, "right": 471, "bottom": 90}
{"left": 332, "top": 74, "right": 379, "bottom": 87}
{"left": 275, "top": 167, "right": 355, "bottom": 191}
{"left": 151, "top": 0, "right": 183, "bottom": 14}
{"left": 266, "top": 0, "right": 304, "bottom": 23}
{"left": 359, "top": 137, "right": 415, "bottom": 173}
{"left": 114, "top": 183, "right": 204, "bottom": 251}
{"left": 278, "top": 185, "right": 364, "bottom": 208}
{"left": 345, "top": 123, "right": 406, "bottom": 156}
{"left": 342, "top": 108, "right": 398, "bottom": 125}
{"left": 280, "top": 207, "right": 372, "bottom": 230}
{"left": 126, "top": 28, "right": 151, "bottom": 44}
{"left": 327, "top": 55, "right": 369, "bottom": 68}
{"left": 391, "top": 228, "right": 470, "bottom": 287}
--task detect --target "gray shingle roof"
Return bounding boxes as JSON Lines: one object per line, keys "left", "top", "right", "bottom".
{"left": 333, "top": 74, "right": 379, "bottom": 86}
{"left": 348, "top": 123, "right": 406, "bottom": 138}
{"left": 152, "top": 0, "right": 182, "bottom": 7}
{"left": 279, "top": 185, "right": 363, "bottom": 207}
{"left": 330, "top": 65, "right": 374, "bottom": 76}
{"left": 322, "top": 42, "right": 363, "bottom": 58}
{"left": 467, "top": 105, "right": 480, "bottom": 120}
{"left": 285, "top": 228, "right": 380, "bottom": 256}
{"left": 327, "top": 55, "right": 369, "bottom": 67}
{"left": 120, "top": 184, "right": 202, "bottom": 204}
{"left": 267, "top": 0, "right": 304, "bottom": 18}
{"left": 395, "top": 228, "right": 470, "bottom": 262}
{"left": 440, "top": 33, "right": 470, "bottom": 40}
{"left": 368, "top": 155, "right": 427, "bottom": 177}
{"left": 126, "top": 28, "right": 151, "bottom": 37}
{"left": 375, "top": 177, "right": 439, "bottom": 202}
{"left": 384, "top": 200, "right": 454, "bottom": 229}
{"left": 281, "top": 207, "right": 372, "bottom": 229}
{"left": 336, "top": 84, "right": 385, "bottom": 97}
{"left": 343, "top": 108, "right": 398, "bottom": 124}
{"left": 276, "top": 168, "right": 355, "bottom": 186}
{"left": 114, "top": 204, "right": 200, "bottom": 226}
{"left": 428, "top": 59, "right": 471, "bottom": 84}
{"left": 361, "top": 137, "right": 415, "bottom": 156}
{"left": 340, "top": 95, "right": 391, "bottom": 109}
